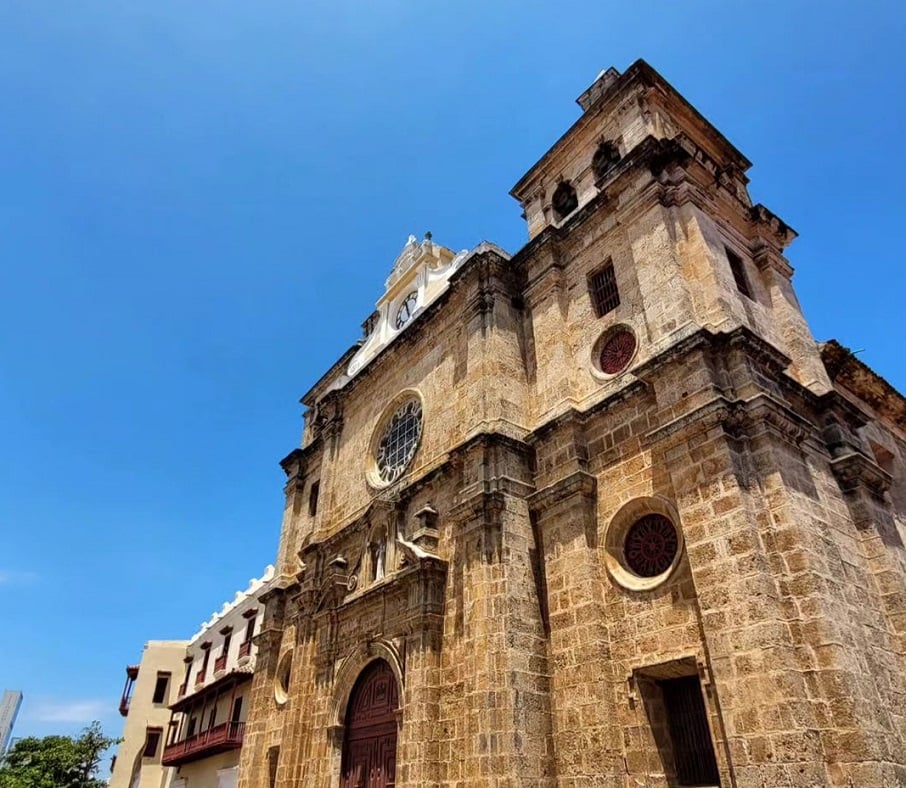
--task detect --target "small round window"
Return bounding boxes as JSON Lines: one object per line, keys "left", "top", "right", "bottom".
{"left": 604, "top": 498, "right": 684, "bottom": 592}
{"left": 374, "top": 397, "right": 423, "bottom": 485}
{"left": 599, "top": 327, "right": 637, "bottom": 376}
{"left": 624, "top": 515, "right": 679, "bottom": 577}
{"left": 274, "top": 650, "right": 293, "bottom": 706}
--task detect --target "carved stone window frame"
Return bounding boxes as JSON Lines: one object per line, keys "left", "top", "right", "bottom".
{"left": 367, "top": 389, "right": 425, "bottom": 489}
{"left": 274, "top": 649, "right": 294, "bottom": 706}
{"left": 604, "top": 496, "right": 684, "bottom": 592}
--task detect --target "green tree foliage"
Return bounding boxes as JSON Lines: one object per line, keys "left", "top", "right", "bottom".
{"left": 0, "top": 721, "right": 118, "bottom": 788}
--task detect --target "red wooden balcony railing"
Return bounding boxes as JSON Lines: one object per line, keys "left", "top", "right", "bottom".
{"left": 194, "top": 670, "right": 206, "bottom": 687}
{"left": 238, "top": 640, "right": 252, "bottom": 659}
{"left": 214, "top": 654, "right": 227, "bottom": 673}
{"left": 161, "top": 721, "right": 245, "bottom": 766}
{"left": 177, "top": 682, "right": 188, "bottom": 698}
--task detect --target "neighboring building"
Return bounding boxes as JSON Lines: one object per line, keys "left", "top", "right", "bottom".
{"left": 0, "top": 690, "right": 23, "bottom": 754}
{"left": 109, "top": 641, "right": 188, "bottom": 788}
{"left": 234, "top": 58, "right": 906, "bottom": 787}
{"left": 162, "top": 566, "right": 273, "bottom": 788}
{"left": 110, "top": 568, "right": 272, "bottom": 788}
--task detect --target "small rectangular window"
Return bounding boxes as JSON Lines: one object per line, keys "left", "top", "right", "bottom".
{"left": 725, "top": 248, "right": 753, "bottom": 299}
{"left": 143, "top": 728, "right": 162, "bottom": 758}
{"left": 221, "top": 630, "right": 232, "bottom": 657}
{"left": 187, "top": 717, "right": 197, "bottom": 738}
{"left": 308, "top": 480, "right": 320, "bottom": 516}
{"left": 207, "top": 707, "right": 217, "bottom": 730}
{"left": 245, "top": 616, "right": 255, "bottom": 643}
{"left": 152, "top": 673, "right": 170, "bottom": 704}
{"left": 588, "top": 261, "right": 620, "bottom": 317}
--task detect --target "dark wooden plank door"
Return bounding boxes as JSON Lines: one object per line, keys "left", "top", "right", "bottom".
{"left": 341, "top": 660, "right": 398, "bottom": 788}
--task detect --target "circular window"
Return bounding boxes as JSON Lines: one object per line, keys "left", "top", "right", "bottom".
{"left": 623, "top": 515, "right": 679, "bottom": 577}
{"left": 599, "top": 327, "right": 637, "bottom": 375}
{"left": 374, "top": 396, "right": 423, "bottom": 486}
{"left": 604, "top": 498, "right": 684, "bottom": 591}
{"left": 274, "top": 650, "right": 293, "bottom": 706}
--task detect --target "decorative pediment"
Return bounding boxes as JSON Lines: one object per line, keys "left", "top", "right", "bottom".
{"left": 346, "top": 238, "right": 508, "bottom": 379}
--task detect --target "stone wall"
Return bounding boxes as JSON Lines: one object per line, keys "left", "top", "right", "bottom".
{"left": 237, "top": 59, "right": 906, "bottom": 788}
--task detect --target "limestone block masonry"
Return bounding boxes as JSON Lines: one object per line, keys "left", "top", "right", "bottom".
{"left": 237, "top": 59, "right": 906, "bottom": 787}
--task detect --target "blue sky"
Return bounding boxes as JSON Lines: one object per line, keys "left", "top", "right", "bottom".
{"left": 1, "top": 0, "right": 904, "bottom": 752}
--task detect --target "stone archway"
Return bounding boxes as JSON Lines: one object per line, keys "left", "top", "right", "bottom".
{"left": 340, "top": 659, "right": 399, "bottom": 788}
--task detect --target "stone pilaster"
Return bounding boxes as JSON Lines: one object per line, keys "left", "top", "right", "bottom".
{"left": 528, "top": 470, "right": 623, "bottom": 787}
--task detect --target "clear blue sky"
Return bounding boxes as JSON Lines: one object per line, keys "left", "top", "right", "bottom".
{"left": 1, "top": 0, "right": 904, "bottom": 749}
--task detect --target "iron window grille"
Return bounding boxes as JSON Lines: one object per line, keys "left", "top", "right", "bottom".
{"left": 589, "top": 262, "right": 620, "bottom": 317}
{"left": 624, "top": 514, "right": 679, "bottom": 577}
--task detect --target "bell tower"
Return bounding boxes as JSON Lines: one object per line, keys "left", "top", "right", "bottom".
{"left": 510, "top": 59, "right": 831, "bottom": 396}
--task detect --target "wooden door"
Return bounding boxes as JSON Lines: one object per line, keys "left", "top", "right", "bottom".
{"left": 341, "top": 660, "right": 399, "bottom": 788}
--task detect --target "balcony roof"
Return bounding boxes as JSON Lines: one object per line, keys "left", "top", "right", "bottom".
{"left": 170, "top": 666, "right": 253, "bottom": 713}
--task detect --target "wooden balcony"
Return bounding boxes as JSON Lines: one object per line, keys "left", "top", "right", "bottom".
{"left": 194, "top": 670, "right": 206, "bottom": 687}
{"left": 238, "top": 640, "right": 252, "bottom": 659}
{"left": 161, "top": 721, "right": 245, "bottom": 766}
{"left": 214, "top": 654, "right": 227, "bottom": 673}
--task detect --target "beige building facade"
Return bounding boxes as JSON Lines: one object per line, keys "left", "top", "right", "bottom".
{"left": 110, "top": 640, "right": 188, "bottom": 788}
{"left": 111, "top": 568, "right": 273, "bottom": 788}
{"left": 236, "top": 60, "right": 906, "bottom": 787}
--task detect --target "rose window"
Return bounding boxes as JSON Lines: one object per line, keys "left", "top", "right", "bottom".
{"left": 375, "top": 398, "right": 423, "bottom": 484}
{"left": 623, "top": 514, "right": 679, "bottom": 577}
{"left": 599, "top": 328, "right": 637, "bottom": 375}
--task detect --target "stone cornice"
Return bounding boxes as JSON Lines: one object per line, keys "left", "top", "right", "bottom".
{"left": 748, "top": 203, "right": 798, "bottom": 251}
{"left": 280, "top": 440, "right": 322, "bottom": 481}
{"left": 527, "top": 381, "right": 647, "bottom": 444}
{"left": 632, "top": 325, "right": 792, "bottom": 384}
{"left": 448, "top": 489, "right": 507, "bottom": 528}
{"left": 821, "top": 340, "right": 906, "bottom": 434}
{"left": 528, "top": 470, "right": 597, "bottom": 514}
{"left": 830, "top": 451, "right": 892, "bottom": 500}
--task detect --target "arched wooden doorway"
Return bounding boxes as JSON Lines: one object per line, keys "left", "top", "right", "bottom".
{"left": 341, "top": 659, "right": 399, "bottom": 788}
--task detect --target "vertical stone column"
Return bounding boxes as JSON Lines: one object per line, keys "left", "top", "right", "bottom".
{"left": 626, "top": 195, "right": 699, "bottom": 347}
{"left": 448, "top": 477, "right": 554, "bottom": 786}
{"left": 528, "top": 471, "right": 623, "bottom": 787}
{"left": 754, "top": 248, "right": 832, "bottom": 394}
{"left": 398, "top": 624, "right": 442, "bottom": 786}
{"left": 657, "top": 412, "right": 833, "bottom": 787}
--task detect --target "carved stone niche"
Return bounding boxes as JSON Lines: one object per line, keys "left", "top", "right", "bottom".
{"left": 551, "top": 180, "right": 578, "bottom": 220}
{"left": 321, "top": 547, "right": 447, "bottom": 667}
{"left": 592, "top": 140, "right": 621, "bottom": 184}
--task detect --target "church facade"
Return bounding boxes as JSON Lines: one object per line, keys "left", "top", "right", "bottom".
{"left": 236, "top": 60, "right": 906, "bottom": 787}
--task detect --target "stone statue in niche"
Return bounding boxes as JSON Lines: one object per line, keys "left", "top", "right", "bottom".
{"left": 371, "top": 538, "right": 386, "bottom": 582}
